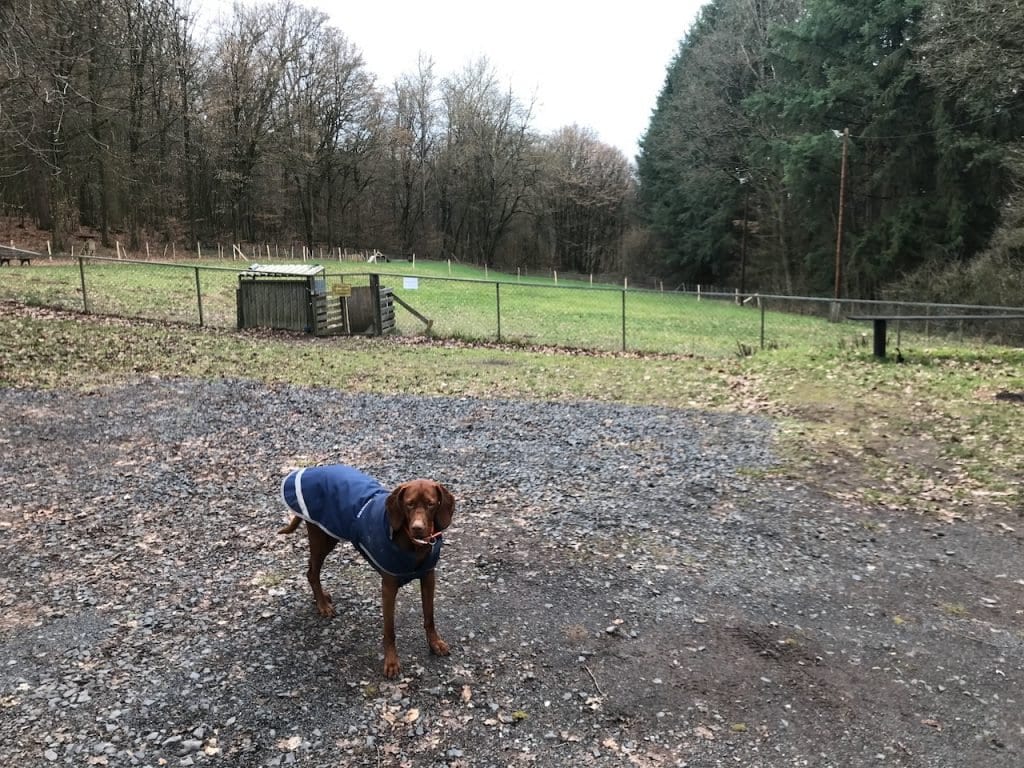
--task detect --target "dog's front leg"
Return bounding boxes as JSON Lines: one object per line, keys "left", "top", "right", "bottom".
{"left": 381, "top": 575, "right": 401, "bottom": 679}
{"left": 420, "top": 569, "right": 449, "bottom": 658}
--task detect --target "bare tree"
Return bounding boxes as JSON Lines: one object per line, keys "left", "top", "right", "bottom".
{"left": 168, "top": 1, "right": 202, "bottom": 243}
{"left": 0, "top": 0, "right": 98, "bottom": 249}
{"left": 313, "top": 30, "right": 382, "bottom": 250}
{"left": 385, "top": 54, "right": 439, "bottom": 256}
{"left": 205, "top": 0, "right": 300, "bottom": 241}
{"left": 435, "top": 58, "right": 538, "bottom": 266}
{"left": 110, "top": 0, "right": 186, "bottom": 248}
{"left": 533, "top": 125, "right": 634, "bottom": 275}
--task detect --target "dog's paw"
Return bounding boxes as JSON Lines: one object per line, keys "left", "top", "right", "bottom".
{"left": 383, "top": 653, "right": 401, "bottom": 679}
{"left": 315, "top": 596, "right": 336, "bottom": 618}
{"left": 429, "top": 636, "right": 450, "bottom": 657}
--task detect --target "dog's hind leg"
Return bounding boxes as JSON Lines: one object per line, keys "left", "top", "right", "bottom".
{"left": 305, "top": 524, "right": 339, "bottom": 617}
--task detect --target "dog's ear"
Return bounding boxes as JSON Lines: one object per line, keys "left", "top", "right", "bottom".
{"left": 434, "top": 482, "right": 454, "bottom": 531}
{"left": 385, "top": 484, "right": 407, "bottom": 532}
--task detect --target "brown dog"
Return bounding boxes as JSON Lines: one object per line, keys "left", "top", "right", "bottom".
{"left": 279, "top": 464, "right": 454, "bottom": 678}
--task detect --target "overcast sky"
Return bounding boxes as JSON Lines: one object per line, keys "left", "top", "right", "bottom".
{"left": 197, "top": 0, "right": 705, "bottom": 159}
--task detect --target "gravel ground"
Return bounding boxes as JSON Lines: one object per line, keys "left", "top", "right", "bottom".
{"left": 1, "top": 378, "right": 1022, "bottom": 767}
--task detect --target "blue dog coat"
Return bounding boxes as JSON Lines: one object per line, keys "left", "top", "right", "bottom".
{"left": 280, "top": 464, "right": 442, "bottom": 585}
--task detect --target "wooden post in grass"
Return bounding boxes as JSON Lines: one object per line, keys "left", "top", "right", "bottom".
{"left": 447, "top": 259, "right": 451, "bottom": 276}
{"left": 553, "top": 270, "right": 558, "bottom": 285}
{"left": 757, "top": 299, "right": 765, "bottom": 350}
{"left": 370, "top": 273, "right": 382, "bottom": 336}
{"left": 621, "top": 289, "right": 627, "bottom": 352}
{"left": 496, "top": 282, "right": 502, "bottom": 341}
{"left": 195, "top": 267, "right": 204, "bottom": 327}
{"left": 79, "top": 257, "right": 89, "bottom": 313}
{"left": 197, "top": 242, "right": 202, "bottom": 259}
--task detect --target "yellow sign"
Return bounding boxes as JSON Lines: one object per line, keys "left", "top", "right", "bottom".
{"left": 330, "top": 283, "right": 352, "bottom": 297}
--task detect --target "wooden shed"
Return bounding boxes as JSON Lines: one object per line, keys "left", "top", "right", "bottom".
{"left": 236, "top": 264, "right": 394, "bottom": 336}
{"left": 236, "top": 263, "right": 326, "bottom": 333}
{"left": 345, "top": 278, "right": 396, "bottom": 335}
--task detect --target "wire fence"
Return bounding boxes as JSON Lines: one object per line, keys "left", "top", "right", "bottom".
{"left": 2, "top": 255, "right": 1023, "bottom": 357}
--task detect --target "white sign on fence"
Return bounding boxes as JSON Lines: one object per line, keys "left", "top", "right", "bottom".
{"left": 403, "top": 277, "right": 419, "bottom": 290}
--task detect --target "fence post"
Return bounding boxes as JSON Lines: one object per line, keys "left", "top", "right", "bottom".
{"left": 760, "top": 297, "right": 766, "bottom": 350}
{"left": 78, "top": 257, "right": 89, "bottom": 313}
{"left": 370, "top": 273, "right": 382, "bottom": 336}
{"left": 195, "top": 267, "right": 205, "bottom": 327}
{"left": 495, "top": 282, "right": 502, "bottom": 341}
{"left": 621, "top": 289, "right": 627, "bottom": 352}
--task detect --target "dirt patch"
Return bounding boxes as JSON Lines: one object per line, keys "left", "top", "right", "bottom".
{"left": 0, "top": 380, "right": 1022, "bottom": 767}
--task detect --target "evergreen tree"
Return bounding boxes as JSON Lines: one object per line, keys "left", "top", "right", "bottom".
{"left": 637, "top": 0, "right": 803, "bottom": 288}
{"left": 755, "top": 0, "right": 1008, "bottom": 295}
{"left": 914, "top": 0, "right": 1024, "bottom": 300}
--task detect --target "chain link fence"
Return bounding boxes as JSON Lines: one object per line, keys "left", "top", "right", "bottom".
{"left": 2, "top": 256, "right": 1022, "bottom": 357}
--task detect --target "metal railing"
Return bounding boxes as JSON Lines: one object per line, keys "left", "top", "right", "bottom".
{"left": 1, "top": 255, "right": 1022, "bottom": 357}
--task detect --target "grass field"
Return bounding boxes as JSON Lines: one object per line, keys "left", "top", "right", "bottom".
{"left": 2, "top": 274, "right": 1023, "bottom": 523}
{"left": 0, "top": 255, "right": 919, "bottom": 356}
{"left": 4, "top": 254, "right": 1022, "bottom": 519}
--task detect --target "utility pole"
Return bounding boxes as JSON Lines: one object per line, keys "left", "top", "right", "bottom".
{"left": 834, "top": 127, "right": 849, "bottom": 301}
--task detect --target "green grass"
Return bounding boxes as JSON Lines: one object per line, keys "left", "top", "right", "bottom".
{"left": 3, "top": 256, "right": 1022, "bottom": 521}
{"left": 2, "top": 297, "right": 1022, "bottom": 520}
{"left": 0, "top": 256, "right": 894, "bottom": 356}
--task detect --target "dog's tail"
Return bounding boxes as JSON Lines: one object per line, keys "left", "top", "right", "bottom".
{"left": 278, "top": 516, "right": 303, "bottom": 535}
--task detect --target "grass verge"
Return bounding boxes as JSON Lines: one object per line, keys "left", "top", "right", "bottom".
{"left": 2, "top": 301, "right": 1021, "bottom": 519}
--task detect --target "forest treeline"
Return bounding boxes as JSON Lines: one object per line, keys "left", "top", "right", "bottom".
{"left": 1, "top": 0, "right": 1022, "bottom": 301}
{"left": 641, "top": 0, "right": 1024, "bottom": 302}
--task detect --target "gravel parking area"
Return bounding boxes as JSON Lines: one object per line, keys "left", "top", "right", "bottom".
{"left": 1, "top": 378, "right": 1021, "bottom": 767}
